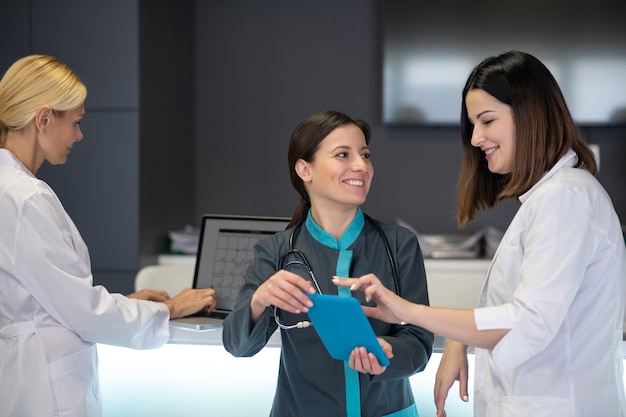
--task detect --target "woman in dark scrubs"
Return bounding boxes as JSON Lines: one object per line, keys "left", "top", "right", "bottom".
{"left": 223, "top": 110, "right": 434, "bottom": 417}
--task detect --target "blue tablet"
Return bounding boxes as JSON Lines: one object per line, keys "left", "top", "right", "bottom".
{"left": 306, "top": 293, "right": 390, "bottom": 366}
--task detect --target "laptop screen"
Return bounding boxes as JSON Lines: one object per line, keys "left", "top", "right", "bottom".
{"left": 193, "top": 214, "right": 290, "bottom": 312}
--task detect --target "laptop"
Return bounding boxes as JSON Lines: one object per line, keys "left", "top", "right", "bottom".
{"left": 170, "top": 214, "right": 290, "bottom": 331}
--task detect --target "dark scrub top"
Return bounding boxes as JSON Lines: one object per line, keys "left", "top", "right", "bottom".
{"left": 223, "top": 210, "right": 434, "bottom": 417}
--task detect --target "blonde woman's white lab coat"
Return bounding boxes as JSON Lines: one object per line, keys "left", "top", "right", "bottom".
{"left": 0, "top": 149, "right": 170, "bottom": 417}
{"left": 472, "top": 150, "right": 626, "bottom": 417}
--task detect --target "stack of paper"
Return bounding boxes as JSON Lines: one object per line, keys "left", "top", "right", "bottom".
{"left": 396, "top": 218, "right": 496, "bottom": 259}
{"left": 168, "top": 225, "right": 200, "bottom": 254}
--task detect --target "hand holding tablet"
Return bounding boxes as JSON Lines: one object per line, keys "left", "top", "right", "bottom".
{"left": 306, "top": 293, "right": 390, "bottom": 366}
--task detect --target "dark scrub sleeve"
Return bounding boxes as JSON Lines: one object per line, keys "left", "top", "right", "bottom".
{"left": 222, "top": 231, "right": 285, "bottom": 356}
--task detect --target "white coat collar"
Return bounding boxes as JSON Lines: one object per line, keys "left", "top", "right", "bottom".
{"left": 518, "top": 149, "right": 577, "bottom": 204}
{"left": 0, "top": 148, "right": 36, "bottom": 178}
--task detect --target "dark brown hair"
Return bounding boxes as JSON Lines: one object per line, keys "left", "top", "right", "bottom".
{"left": 287, "top": 110, "right": 371, "bottom": 228}
{"left": 457, "top": 51, "right": 597, "bottom": 227}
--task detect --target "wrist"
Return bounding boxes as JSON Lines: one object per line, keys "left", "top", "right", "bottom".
{"left": 448, "top": 339, "right": 469, "bottom": 352}
{"left": 249, "top": 297, "right": 267, "bottom": 323}
{"left": 163, "top": 300, "right": 175, "bottom": 318}
{"left": 407, "top": 302, "right": 426, "bottom": 327}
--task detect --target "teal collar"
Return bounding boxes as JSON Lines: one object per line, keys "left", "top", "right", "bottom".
{"left": 305, "top": 208, "right": 364, "bottom": 250}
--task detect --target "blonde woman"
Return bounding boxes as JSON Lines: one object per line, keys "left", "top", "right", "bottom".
{"left": 0, "top": 55, "right": 217, "bottom": 417}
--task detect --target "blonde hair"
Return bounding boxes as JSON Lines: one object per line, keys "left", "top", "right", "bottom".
{"left": 0, "top": 55, "right": 87, "bottom": 145}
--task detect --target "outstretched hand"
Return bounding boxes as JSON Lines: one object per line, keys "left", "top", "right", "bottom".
{"left": 332, "top": 274, "right": 414, "bottom": 325}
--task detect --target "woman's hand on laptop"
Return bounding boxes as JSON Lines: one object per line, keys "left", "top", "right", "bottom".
{"left": 127, "top": 288, "right": 170, "bottom": 302}
{"left": 164, "top": 287, "right": 218, "bottom": 319}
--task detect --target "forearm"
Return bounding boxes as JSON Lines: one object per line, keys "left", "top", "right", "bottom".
{"left": 407, "top": 304, "right": 508, "bottom": 350}
{"left": 370, "top": 323, "right": 434, "bottom": 381}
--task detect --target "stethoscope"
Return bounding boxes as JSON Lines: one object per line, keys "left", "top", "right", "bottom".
{"left": 273, "top": 214, "right": 399, "bottom": 330}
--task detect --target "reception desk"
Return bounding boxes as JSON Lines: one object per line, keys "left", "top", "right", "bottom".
{"left": 98, "top": 325, "right": 626, "bottom": 417}
{"left": 99, "top": 258, "right": 489, "bottom": 416}
{"left": 98, "top": 258, "right": 624, "bottom": 416}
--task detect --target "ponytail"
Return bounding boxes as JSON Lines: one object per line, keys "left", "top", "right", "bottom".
{"left": 288, "top": 198, "right": 310, "bottom": 228}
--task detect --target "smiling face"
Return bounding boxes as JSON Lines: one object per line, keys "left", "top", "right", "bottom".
{"left": 465, "top": 89, "right": 516, "bottom": 175}
{"left": 39, "top": 105, "right": 85, "bottom": 166}
{"left": 296, "top": 123, "right": 373, "bottom": 213}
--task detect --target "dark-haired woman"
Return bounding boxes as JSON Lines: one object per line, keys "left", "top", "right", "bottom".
{"left": 338, "top": 51, "right": 626, "bottom": 417}
{"left": 223, "top": 110, "right": 433, "bottom": 417}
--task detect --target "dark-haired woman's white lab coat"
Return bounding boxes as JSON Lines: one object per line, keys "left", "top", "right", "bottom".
{"left": 472, "top": 150, "right": 626, "bottom": 416}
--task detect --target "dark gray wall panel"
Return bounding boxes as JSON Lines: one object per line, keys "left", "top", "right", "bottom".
{"left": 38, "top": 112, "right": 140, "bottom": 271}
{"left": 193, "top": 0, "right": 626, "bottom": 234}
{"left": 31, "top": 0, "right": 139, "bottom": 109}
{"left": 94, "top": 271, "right": 137, "bottom": 296}
{"left": 0, "top": 0, "right": 30, "bottom": 71}
{"left": 192, "top": 0, "right": 518, "bottom": 234}
{"left": 139, "top": 0, "right": 195, "bottom": 266}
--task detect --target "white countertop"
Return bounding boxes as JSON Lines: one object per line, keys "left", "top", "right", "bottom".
{"left": 169, "top": 324, "right": 626, "bottom": 358}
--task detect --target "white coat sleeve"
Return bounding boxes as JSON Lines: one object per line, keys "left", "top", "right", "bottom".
{"left": 474, "top": 181, "right": 595, "bottom": 372}
{"left": 12, "top": 190, "right": 170, "bottom": 349}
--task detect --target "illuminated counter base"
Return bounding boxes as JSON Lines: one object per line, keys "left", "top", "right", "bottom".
{"left": 98, "top": 341, "right": 474, "bottom": 417}
{"left": 98, "top": 329, "right": 626, "bottom": 417}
